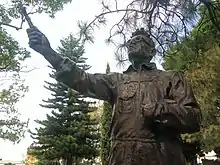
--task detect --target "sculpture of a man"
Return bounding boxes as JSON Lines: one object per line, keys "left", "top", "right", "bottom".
{"left": 27, "top": 27, "right": 201, "bottom": 165}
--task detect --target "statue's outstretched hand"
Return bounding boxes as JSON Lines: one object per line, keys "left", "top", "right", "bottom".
{"left": 26, "top": 27, "right": 51, "bottom": 54}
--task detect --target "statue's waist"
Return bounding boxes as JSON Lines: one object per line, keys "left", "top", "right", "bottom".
{"left": 110, "top": 137, "right": 156, "bottom": 143}
{"left": 110, "top": 136, "right": 180, "bottom": 143}
{"left": 110, "top": 134, "right": 180, "bottom": 143}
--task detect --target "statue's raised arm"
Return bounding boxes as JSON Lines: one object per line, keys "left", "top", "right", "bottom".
{"left": 26, "top": 26, "right": 117, "bottom": 103}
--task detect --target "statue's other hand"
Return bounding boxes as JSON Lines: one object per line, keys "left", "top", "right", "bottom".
{"left": 27, "top": 27, "right": 51, "bottom": 54}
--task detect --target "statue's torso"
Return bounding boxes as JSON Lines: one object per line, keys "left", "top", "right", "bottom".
{"left": 111, "top": 70, "right": 172, "bottom": 141}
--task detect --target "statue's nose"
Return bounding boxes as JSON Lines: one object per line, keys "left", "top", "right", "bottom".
{"left": 128, "top": 41, "right": 138, "bottom": 48}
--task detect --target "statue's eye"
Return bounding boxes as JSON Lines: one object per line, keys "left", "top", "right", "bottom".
{"left": 135, "top": 36, "right": 142, "bottom": 42}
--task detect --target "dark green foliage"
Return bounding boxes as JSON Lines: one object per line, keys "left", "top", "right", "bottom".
{"left": 100, "top": 63, "right": 112, "bottom": 165}
{"left": 164, "top": 5, "right": 220, "bottom": 72}
{"left": 0, "top": 0, "right": 74, "bottom": 143}
{"left": 22, "top": 0, "right": 73, "bottom": 17}
{"left": 0, "top": 25, "right": 29, "bottom": 143}
{"left": 164, "top": 4, "right": 220, "bottom": 156}
{"left": 29, "top": 35, "right": 100, "bottom": 165}
{"left": 1, "top": 0, "right": 72, "bottom": 23}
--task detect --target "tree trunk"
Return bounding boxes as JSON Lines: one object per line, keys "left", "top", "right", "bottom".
{"left": 66, "top": 157, "right": 73, "bottom": 165}
{"left": 75, "top": 157, "right": 79, "bottom": 165}
{"left": 190, "top": 158, "right": 197, "bottom": 165}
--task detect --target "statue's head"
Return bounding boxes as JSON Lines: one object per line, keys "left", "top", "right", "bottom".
{"left": 127, "top": 28, "right": 156, "bottom": 65}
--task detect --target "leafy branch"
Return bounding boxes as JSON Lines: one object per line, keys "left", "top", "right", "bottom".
{"left": 0, "top": 5, "right": 37, "bottom": 30}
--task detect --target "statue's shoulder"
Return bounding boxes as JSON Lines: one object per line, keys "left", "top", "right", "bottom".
{"left": 107, "top": 72, "right": 122, "bottom": 77}
{"left": 106, "top": 72, "right": 123, "bottom": 81}
{"left": 159, "top": 70, "right": 185, "bottom": 78}
{"left": 107, "top": 72, "right": 120, "bottom": 75}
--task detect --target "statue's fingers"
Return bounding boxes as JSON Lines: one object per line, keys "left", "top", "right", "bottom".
{"left": 27, "top": 31, "right": 35, "bottom": 38}
{"left": 27, "top": 30, "right": 41, "bottom": 35}
{"left": 28, "top": 34, "right": 41, "bottom": 40}
{"left": 26, "top": 27, "right": 42, "bottom": 36}
{"left": 29, "top": 39, "right": 41, "bottom": 45}
{"left": 26, "top": 28, "right": 33, "bottom": 33}
{"left": 28, "top": 33, "right": 43, "bottom": 41}
{"left": 29, "top": 42, "right": 40, "bottom": 50}
{"left": 35, "top": 32, "right": 43, "bottom": 38}
{"left": 26, "top": 27, "right": 37, "bottom": 33}
{"left": 29, "top": 30, "right": 42, "bottom": 35}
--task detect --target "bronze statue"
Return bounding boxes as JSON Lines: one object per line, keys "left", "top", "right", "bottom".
{"left": 27, "top": 27, "right": 201, "bottom": 165}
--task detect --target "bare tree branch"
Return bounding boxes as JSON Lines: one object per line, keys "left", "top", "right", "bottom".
{"left": 77, "top": 0, "right": 220, "bottom": 65}
{"left": 79, "top": 8, "right": 151, "bottom": 40}
{"left": 0, "top": 21, "right": 23, "bottom": 30}
{"left": 0, "top": 4, "right": 38, "bottom": 30}
{"left": 20, "top": 66, "right": 39, "bottom": 73}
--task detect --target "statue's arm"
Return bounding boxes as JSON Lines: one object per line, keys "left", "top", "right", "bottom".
{"left": 27, "top": 25, "right": 117, "bottom": 103}
{"left": 51, "top": 54, "right": 117, "bottom": 102}
{"left": 153, "top": 72, "right": 202, "bottom": 134}
{"left": 26, "top": 27, "right": 117, "bottom": 102}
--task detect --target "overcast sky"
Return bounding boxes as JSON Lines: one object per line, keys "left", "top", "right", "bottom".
{"left": 0, "top": 0, "right": 163, "bottom": 161}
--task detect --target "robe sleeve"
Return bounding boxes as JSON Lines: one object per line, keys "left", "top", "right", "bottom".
{"left": 54, "top": 57, "right": 117, "bottom": 103}
{"left": 153, "top": 72, "right": 202, "bottom": 134}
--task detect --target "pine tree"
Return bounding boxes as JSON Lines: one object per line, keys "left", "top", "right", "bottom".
{"left": 29, "top": 34, "right": 100, "bottom": 165}
{"left": 100, "top": 63, "right": 112, "bottom": 165}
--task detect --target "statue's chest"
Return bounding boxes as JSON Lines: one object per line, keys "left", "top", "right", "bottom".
{"left": 115, "top": 72, "right": 168, "bottom": 111}
{"left": 117, "top": 72, "right": 165, "bottom": 96}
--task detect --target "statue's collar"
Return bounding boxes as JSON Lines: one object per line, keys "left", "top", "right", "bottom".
{"left": 123, "top": 62, "right": 157, "bottom": 73}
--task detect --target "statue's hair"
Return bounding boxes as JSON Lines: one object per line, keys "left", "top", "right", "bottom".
{"left": 131, "top": 28, "right": 150, "bottom": 38}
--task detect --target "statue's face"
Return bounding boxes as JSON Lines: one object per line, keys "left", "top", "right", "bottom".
{"left": 127, "top": 34, "right": 155, "bottom": 64}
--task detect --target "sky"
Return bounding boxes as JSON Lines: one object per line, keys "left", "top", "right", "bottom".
{"left": 0, "top": 0, "right": 163, "bottom": 161}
